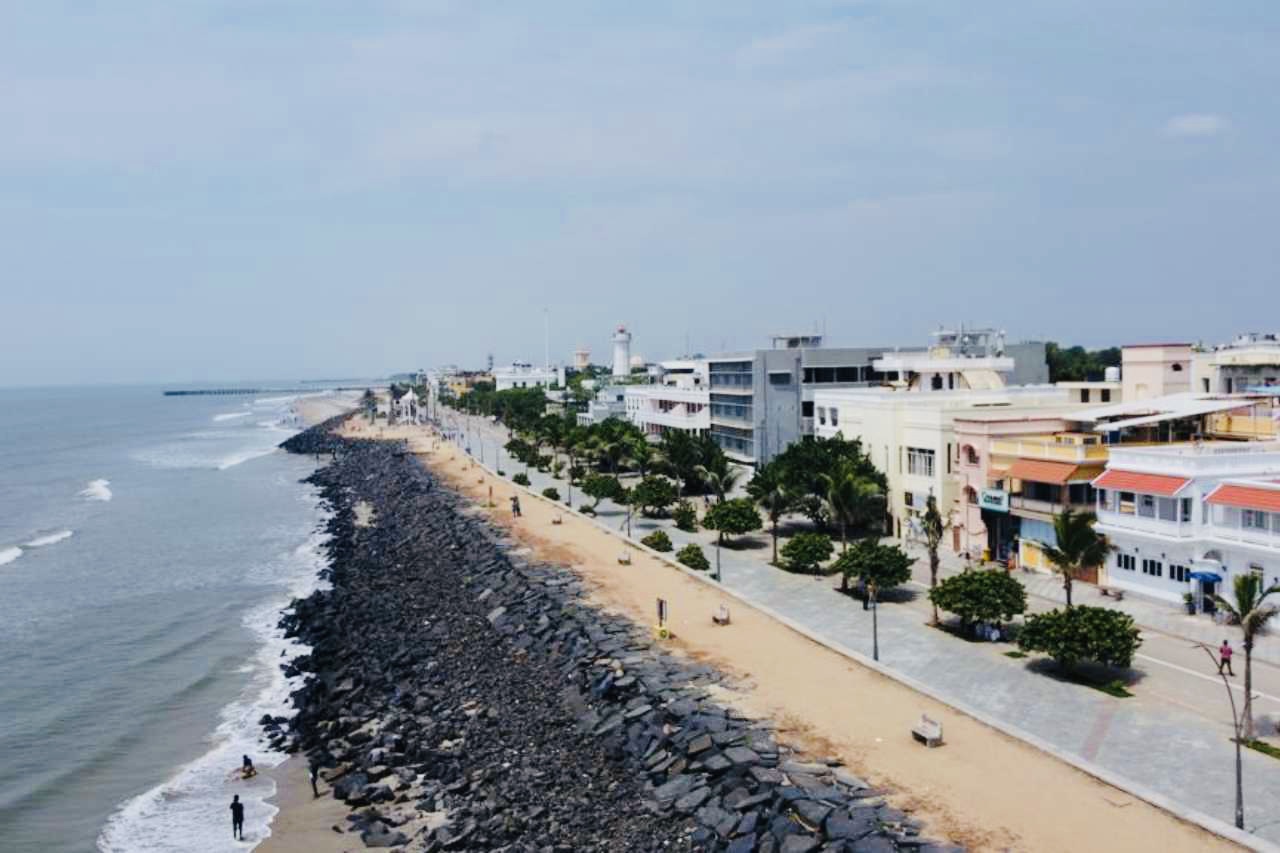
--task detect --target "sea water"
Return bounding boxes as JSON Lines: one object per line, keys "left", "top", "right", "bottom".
{"left": 0, "top": 385, "right": 347, "bottom": 851}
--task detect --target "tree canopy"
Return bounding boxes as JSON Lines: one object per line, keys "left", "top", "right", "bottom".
{"left": 1045, "top": 342, "right": 1122, "bottom": 383}
{"left": 753, "top": 434, "right": 886, "bottom": 528}
{"left": 780, "top": 532, "right": 834, "bottom": 574}
{"left": 832, "top": 539, "right": 914, "bottom": 592}
{"left": 702, "top": 497, "right": 763, "bottom": 544}
{"left": 929, "top": 570, "right": 1027, "bottom": 627}
{"left": 1018, "top": 606, "right": 1142, "bottom": 670}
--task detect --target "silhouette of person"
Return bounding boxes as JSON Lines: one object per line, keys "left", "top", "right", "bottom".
{"left": 230, "top": 795, "right": 245, "bottom": 840}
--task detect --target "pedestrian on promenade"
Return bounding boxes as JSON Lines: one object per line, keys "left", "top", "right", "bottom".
{"left": 1218, "top": 639, "right": 1235, "bottom": 676}
{"left": 510, "top": 495, "right": 521, "bottom": 517}
{"left": 308, "top": 759, "right": 320, "bottom": 797}
{"left": 230, "top": 795, "right": 244, "bottom": 840}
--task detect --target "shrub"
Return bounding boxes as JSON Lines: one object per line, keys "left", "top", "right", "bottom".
{"left": 672, "top": 500, "right": 698, "bottom": 532}
{"left": 541, "top": 487, "right": 560, "bottom": 501}
{"left": 581, "top": 473, "right": 624, "bottom": 510}
{"left": 832, "top": 539, "right": 913, "bottom": 593}
{"left": 512, "top": 473, "right": 531, "bottom": 487}
{"left": 630, "top": 476, "right": 678, "bottom": 517}
{"left": 1018, "top": 606, "right": 1142, "bottom": 670}
{"left": 702, "top": 498, "right": 763, "bottom": 545}
{"left": 641, "top": 530, "right": 673, "bottom": 552}
{"left": 579, "top": 503, "right": 596, "bottom": 515}
{"left": 929, "top": 570, "right": 1027, "bottom": 629}
{"left": 780, "top": 532, "right": 834, "bottom": 574}
{"left": 535, "top": 454, "right": 553, "bottom": 471}
{"left": 676, "top": 543, "right": 710, "bottom": 571}
{"left": 550, "top": 460, "right": 564, "bottom": 480}
{"left": 568, "top": 464, "right": 586, "bottom": 483}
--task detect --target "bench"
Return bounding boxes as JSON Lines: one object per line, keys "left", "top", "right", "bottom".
{"left": 911, "top": 714, "right": 943, "bottom": 748}
{"left": 1099, "top": 587, "right": 1125, "bottom": 601}
{"left": 617, "top": 552, "right": 632, "bottom": 566}
{"left": 712, "top": 605, "right": 731, "bottom": 626}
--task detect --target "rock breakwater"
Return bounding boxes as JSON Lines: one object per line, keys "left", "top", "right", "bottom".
{"left": 273, "top": 424, "right": 961, "bottom": 852}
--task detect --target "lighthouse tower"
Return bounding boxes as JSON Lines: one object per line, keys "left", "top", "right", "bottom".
{"left": 611, "top": 325, "right": 632, "bottom": 378}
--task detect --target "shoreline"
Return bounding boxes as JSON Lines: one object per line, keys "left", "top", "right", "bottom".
{"left": 256, "top": 757, "right": 350, "bottom": 853}
{"left": 335, "top": 416, "right": 1243, "bottom": 853}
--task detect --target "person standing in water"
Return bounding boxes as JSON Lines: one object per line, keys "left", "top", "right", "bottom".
{"left": 230, "top": 795, "right": 245, "bottom": 840}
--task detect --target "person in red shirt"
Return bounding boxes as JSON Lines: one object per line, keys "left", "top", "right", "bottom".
{"left": 1218, "top": 640, "right": 1235, "bottom": 677}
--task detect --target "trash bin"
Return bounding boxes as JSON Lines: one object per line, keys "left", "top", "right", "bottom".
{"left": 982, "top": 548, "right": 991, "bottom": 563}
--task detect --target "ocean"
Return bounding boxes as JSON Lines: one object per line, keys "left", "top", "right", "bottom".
{"left": 0, "top": 385, "right": 344, "bottom": 852}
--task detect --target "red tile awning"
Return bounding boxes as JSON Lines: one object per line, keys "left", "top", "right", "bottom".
{"left": 1206, "top": 484, "right": 1280, "bottom": 513}
{"left": 1092, "top": 469, "right": 1190, "bottom": 497}
{"left": 1007, "top": 459, "right": 1094, "bottom": 485}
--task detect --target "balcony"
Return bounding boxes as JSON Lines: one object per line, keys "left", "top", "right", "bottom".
{"left": 989, "top": 437, "right": 1111, "bottom": 464}
{"left": 638, "top": 408, "right": 711, "bottom": 431}
{"left": 1207, "top": 413, "right": 1278, "bottom": 440}
{"left": 1095, "top": 509, "right": 1197, "bottom": 539}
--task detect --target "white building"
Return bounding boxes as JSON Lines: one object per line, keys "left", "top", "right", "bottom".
{"left": 612, "top": 325, "right": 632, "bottom": 378}
{"left": 493, "top": 361, "right": 565, "bottom": 391}
{"left": 813, "top": 384, "right": 1070, "bottom": 542}
{"left": 1196, "top": 333, "right": 1280, "bottom": 395}
{"left": 1093, "top": 442, "right": 1280, "bottom": 607}
{"left": 626, "top": 385, "right": 710, "bottom": 439}
{"left": 577, "top": 385, "right": 628, "bottom": 426}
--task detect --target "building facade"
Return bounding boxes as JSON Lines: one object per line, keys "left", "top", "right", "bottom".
{"left": 1093, "top": 443, "right": 1280, "bottom": 606}
{"left": 493, "top": 362, "right": 565, "bottom": 391}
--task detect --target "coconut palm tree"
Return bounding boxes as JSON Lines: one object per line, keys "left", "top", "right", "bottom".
{"left": 822, "top": 467, "right": 884, "bottom": 553}
{"left": 756, "top": 483, "right": 793, "bottom": 566}
{"left": 696, "top": 464, "right": 743, "bottom": 503}
{"left": 1042, "top": 508, "right": 1112, "bottom": 608}
{"left": 1214, "top": 573, "right": 1280, "bottom": 740}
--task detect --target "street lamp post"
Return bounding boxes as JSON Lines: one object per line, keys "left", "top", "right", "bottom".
{"left": 870, "top": 581, "right": 880, "bottom": 661}
{"left": 715, "top": 535, "right": 722, "bottom": 583}
{"left": 1198, "top": 644, "right": 1246, "bottom": 829}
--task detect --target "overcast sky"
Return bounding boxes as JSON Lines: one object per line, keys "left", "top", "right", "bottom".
{"left": 2, "top": 1, "right": 1278, "bottom": 386}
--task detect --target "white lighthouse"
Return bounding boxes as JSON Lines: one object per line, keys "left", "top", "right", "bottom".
{"left": 611, "top": 325, "right": 632, "bottom": 378}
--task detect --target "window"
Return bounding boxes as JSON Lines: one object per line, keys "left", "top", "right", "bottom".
{"left": 1244, "top": 509, "right": 1271, "bottom": 530}
{"left": 1116, "top": 553, "right": 1136, "bottom": 571}
{"left": 836, "top": 366, "right": 862, "bottom": 382}
{"left": 1180, "top": 498, "right": 1192, "bottom": 523}
{"left": 1171, "top": 363, "right": 1184, "bottom": 372}
{"left": 1101, "top": 389, "right": 1112, "bottom": 403}
{"left": 907, "top": 447, "right": 936, "bottom": 477}
{"left": 769, "top": 371, "right": 792, "bottom": 386}
{"left": 1170, "top": 564, "right": 1189, "bottom": 583}
{"left": 1251, "top": 564, "right": 1266, "bottom": 581}
{"left": 1142, "top": 558, "right": 1163, "bottom": 577}
{"left": 1157, "top": 497, "right": 1177, "bottom": 522}
{"left": 965, "top": 445, "right": 980, "bottom": 465}
{"left": 1138, "top": 494, "right": 1156, "bottom": 518}
{"left": 966, "top": 487, "right": 978, "bottom": 505}
{"left": 904, "top": 491, "right": 914, "bottom": 508}
{"left": 802, "top": 401, "right": 814, "bottom": 417}
{"left": 817, "top": 407, "right": 827, "bottom": 425}
{"left": 830, "top": 408, "right": 839, "bottom": 427}
{"left": 1119, "top": 491, "right": 1136, "bottom": 515}
{"left": 1081, "top": 389, "right": 1091, "bottom": 403}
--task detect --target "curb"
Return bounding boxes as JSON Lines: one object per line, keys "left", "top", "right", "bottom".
{"left": 455, "top": 445, "right": 1272, "bottom": 852}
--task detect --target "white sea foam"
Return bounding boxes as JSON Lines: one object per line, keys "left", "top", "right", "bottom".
{"left": 216, "top": 447, "right": 280, "bottom": 471}
{"left": 97, "top": 513, "right": 331, "bottom": 852}
{"left": 25, "top": 530, "right": 74, "bottom": 547}
{"left": 213, "top": 411, "right": 253, "bottom": 422}
{"left": 0, "top": 546, "right": 22, "bottom": 566}
{"left": 79, "top": 479, "right": 113, "bottom": 501}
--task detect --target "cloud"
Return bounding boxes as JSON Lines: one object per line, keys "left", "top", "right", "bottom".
{"left": 1164, "top": 113, "right": 1229, "bottom": 138}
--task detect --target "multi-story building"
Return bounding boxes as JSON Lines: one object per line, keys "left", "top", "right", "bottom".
{"left": 1195, "top": 332, "right": 1280, "bottom": 395}
{"left": 625, "top": 359, "right": 709, "bottom": 438}
{"left": 493, "top": 362, "right": 565, "bottom": 391}
{"left": 576, "top": 385, "right": 628, "bottom": 426}
{"left": 1120, "top": 343, "right": 1192, "bottom": 401}
{"left": 1093, "top": 442, "right": 1280, "bottom": 607}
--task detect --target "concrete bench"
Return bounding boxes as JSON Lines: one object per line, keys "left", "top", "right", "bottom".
{"left": 712, "top": 605, "right": 731, "bottom": 626}
{"left": 912, "top": 714, "right": 943, "bottom": 748}
{"left": 1099, "top": 587, "right": 1125, "bottom": 601}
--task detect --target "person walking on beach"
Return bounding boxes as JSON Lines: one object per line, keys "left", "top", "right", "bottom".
{"left": 230, "top": 795, "right": 245, "bottom": 840}
{"left": 510, "top": 495, "right": 521, "bottom": 517}
{"left": 1218, "top": 639, "right": 1235, "bottom": 676}
{"left": 308, "top": 759, "right": 321, "bottom": 797}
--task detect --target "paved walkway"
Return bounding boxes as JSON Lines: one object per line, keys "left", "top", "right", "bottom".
{"left": 453, "top": 417, "right": 1280, "bottom": 842}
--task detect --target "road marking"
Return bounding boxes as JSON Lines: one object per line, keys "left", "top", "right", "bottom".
{"left": 1136, "top": 653, "right": 1280, "bottom": 705}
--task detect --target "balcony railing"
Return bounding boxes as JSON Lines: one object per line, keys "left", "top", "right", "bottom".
{"left": 1204, "top": 524, "right": 1280, "bottom": 549}
{"left": 1095, "top": 509, "right": 1197, "bottom": 539}
{"left": 989, "top": 437, "right": 1110, "bottom": 464}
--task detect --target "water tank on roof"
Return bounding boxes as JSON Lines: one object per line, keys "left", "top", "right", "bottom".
{"left": 1104, "top": 366, "right": 1120, "bottom": 382}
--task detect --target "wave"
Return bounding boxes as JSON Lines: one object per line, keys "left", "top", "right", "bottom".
{"left": 213, "top": 411, "right": 253, "bottom": 422}
{"left": 25, "top": 530, "right": 74, "bottom": 548}
{"left": 79, "top": 479, "right": 113, "bottom": 502}
{"left": 216, "top": 447, "right": 281, "bottom": 471}
{"left": 0, "top": 546, "right": 22, "bottom": 566}
{"left": 97, "top": 503, "right": 331, "bottom": 852}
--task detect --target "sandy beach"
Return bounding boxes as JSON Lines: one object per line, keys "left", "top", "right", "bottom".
{"left": 334, "top": 417, "right": 1240, "bottom": 853}
{"left": 257, "top": 758, "right": 352, "bottom": 853}
{"left": 295, "top": 391, "right": 363, "bottom": 428}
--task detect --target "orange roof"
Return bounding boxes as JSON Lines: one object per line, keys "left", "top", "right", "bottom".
{"left": 1206, "top": 484, "right": 1280, "bottom": 513}
{"left": 1093, "top": 469, "right": 1191, "bottom": 497}
{"left": 1007, "top": 459, "right": 1081, "bottom": 485}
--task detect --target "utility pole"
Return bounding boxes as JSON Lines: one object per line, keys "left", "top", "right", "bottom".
{"left": 1198, "top": 644, "right": 1246, "bottom": 829}
{"left": 715, "top": 534, "right": 722, "bottom": 582}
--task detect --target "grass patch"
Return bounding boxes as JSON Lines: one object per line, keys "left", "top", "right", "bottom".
{"left": 1083, "top": 678, "right": 1134, "bottom": 698}
{"left": 1004, "top": 651, "right": 1028, "bottom": 659}
{"left": 1244, "top": 739, "right": 1280, "bottom": 761}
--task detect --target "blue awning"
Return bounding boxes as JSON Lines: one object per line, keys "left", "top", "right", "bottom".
{"left": 1189, "top": 571, "right": 1222, "bottom": 582}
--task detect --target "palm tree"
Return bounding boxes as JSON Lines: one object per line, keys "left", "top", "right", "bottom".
{"left": 696, "top": 464, "right": 743, "bottom": 503}
{"left": 1042, "top": 508, "right": 1111, "bottom": 608}
{"left": 822, "top": 468, "right": 884, "bottom": 553}
{"left": 1214, "top": 573, "right": 1280, "bottom": 740}
{"left": 923, "top": 494, "right": 946, "bottom": 625}
{"left": 756, "top": 483, "right": 793, "bottom": 566}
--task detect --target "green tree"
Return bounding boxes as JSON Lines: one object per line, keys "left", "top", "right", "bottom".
{"left": 1213, "top": 574, "right": 1280, "bottom": 739}
{"left": 1042, "top": 508, "right": 1112, "bottom": 608}
{"left": 580, "top": 473, "right": 624, "bottom": 513}
{"left": 629, "top": 476, "right": 678, "bottom": 517}
{"left": 748, "top": 467, "right": 794, "bottom": 566}
{"left": 541, "top": 486, "right": 560, "bottom": 501}
{"left": 641, "top": 529, "right": 673, "bottom": 552}
{"left": 1018, "top": 606, "right": 1142, "bottom": 670}
{"left": 780, "top": 532, "right": 835, "bottom": 575}
{"left": 832, "top": 538, "right": 913, "bottom": 595}
{"left": 763, "top": 434, "right": 887, "bottom": 529}
{"left": 696, "top": 463, "right": 744, "bottom": 503}
{"left": 676, "top": 543, "right": 711, "bottom": 571}
{"left": 702, "top": 497, "right": 763, "bottom": 547}
{"left": 1045, "top": 342, "right": 1122, "bottom": 383}
{"left": 822, "top": 463, "right": 885, "bottom": 552}
{"left": 929, "top": 570, "right": 1027, "bottom": 631}
{"left": 922, "top": 494, "right": 948, "bottom": 625}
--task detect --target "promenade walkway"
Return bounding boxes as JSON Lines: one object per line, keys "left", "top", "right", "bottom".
{"left": 455, "top": 417, "right": 1280, "bottom": 843}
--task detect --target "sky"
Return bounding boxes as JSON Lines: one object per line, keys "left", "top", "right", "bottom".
{"left": 2, "top": 1, "right": 1278, "bottom": 386}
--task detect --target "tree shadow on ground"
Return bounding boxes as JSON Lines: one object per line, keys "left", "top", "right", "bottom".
{"left": 1023, "top": 657, "right": 1146, "bottom": 694}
